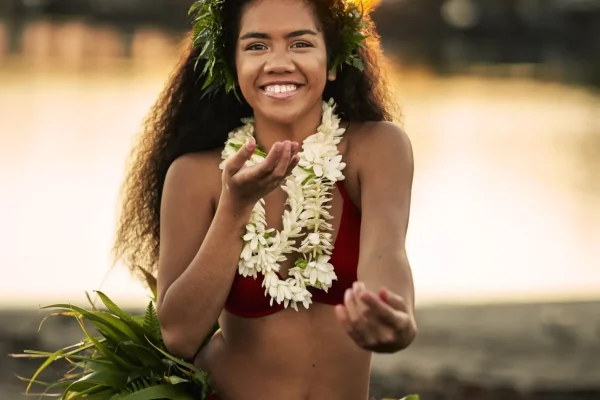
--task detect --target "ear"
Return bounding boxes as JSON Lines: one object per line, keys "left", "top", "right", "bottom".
{"left": 327, "top": 68, "right": 337, "bottom": 81}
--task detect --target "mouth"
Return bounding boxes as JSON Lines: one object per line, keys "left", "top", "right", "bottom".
{"left": 259, "top": 83, "right": 304, "bottom": 99}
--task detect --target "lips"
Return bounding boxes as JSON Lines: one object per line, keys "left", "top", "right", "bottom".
{"left": 259, "top": 82, "right": 304, "bottom": 99}
{"left": 264, "top": 84, "right": 298, "bottom": 93}
{"left": 260, "top": 81, "right": 304, "bottom": 99}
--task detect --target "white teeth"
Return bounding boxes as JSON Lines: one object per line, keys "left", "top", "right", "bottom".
{"left": 265, "top": 84, "right": 298, "bottom": 93}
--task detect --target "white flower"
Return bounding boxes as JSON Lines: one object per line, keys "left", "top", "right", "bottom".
{"left": 238, "top": 260, "right": 257, "bottom": 278}
{"left": 307, "top": 232, "right": 320, "bottom": 245}
{"left": 298, "top": 231, "right": 333, "bottom": 254}
{"left": 262, "top": 271, "right": 279, "bottom": 289}
{"left": 293, "top": 167, "right": 312, "bottom": 185}
{"left": 240, "top": 243, "right": 253, "bottom": 261}
{"left": 322, "top": 155, "right": 346, "bottom": 182}
{"left": 242, "top": 224, "right": 267, "bottom": 251}
{"left": 220, "top": 99, "right": 345, "bottom": 311}
{"left": 310, "top": 255, "right": 337, "bottom": 290}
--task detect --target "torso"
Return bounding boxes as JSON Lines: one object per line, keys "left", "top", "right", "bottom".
{"left": 195, "top": 122, "right": 372, "bottom": 400}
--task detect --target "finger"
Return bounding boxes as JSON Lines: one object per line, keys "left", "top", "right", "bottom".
{"left": 271, "top": 141, "right": 292, "bottom": 179}
{"left": 287, "top": 142, "right": 300, "bottom": 172}
{"left": 352, "top": 282, "right": 371, "bottom": 316}
{"left": 284, "top": 154, "right": 301, "bottom": 177}
{"left": 259, "top": 142, "right": 284, "bottom": 176}
{"left": 344, "top": 288, "right": 363, "bottom": 325}
{"left": 379, "top": 287, "right": 408, "bottom": 312}
{"left": 337, "top": 304, "right": 367, "bottom": 347}
{"left": 291, "top": 141, "right": 300, "bottom": 154}
{"left": 360, "top": 290, "right": 400, "bottom": 327}
{"left": 280, "top": 142, "right": 300, "bottom": 177}
{"left": 242, "top": 142, "right": 283, "bottom": 181}
{"left": 335, "top": 304, "right": 351, "bottom": 331}
{"left": 353, "top": 282, "right": 385, "bottom": 347}
{"left": 354, "top": 283, "right": 387, "bottom": 328}
{"left": 224, "top": 138, "right": 256, "bottom": 176}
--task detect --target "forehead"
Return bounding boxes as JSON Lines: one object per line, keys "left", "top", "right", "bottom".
{"left": 239, "top": 0, "right": 320, "bottom": 34}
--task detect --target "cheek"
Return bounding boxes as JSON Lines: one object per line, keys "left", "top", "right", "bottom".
{"left": 312, "top": 51, "right": 328, "bottom": 82}
{"left": 307, "top": 56, "right": 328, "bottom": 88}
{"left": 235, "top": 57, "right": 258, "bottom": 90}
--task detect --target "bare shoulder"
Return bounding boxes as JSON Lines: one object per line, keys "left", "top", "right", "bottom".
{"left": 166, "top": 149, "right": 223, "bottom": 181}
{"left": 158, "top": 149, "right": 223, "bottom": 304}
{"left": 345, "top": 121, "right": 413, "bottom": 173}
{"left": 348, "top": 121, "right": 411, "bottom": 154}
{"left": 164, "top": 149, "right": 223, "bottom": 204}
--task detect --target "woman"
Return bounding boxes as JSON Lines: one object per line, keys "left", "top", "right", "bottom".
{"left": 113, "top": 0, "right": 417, "bottom": 399}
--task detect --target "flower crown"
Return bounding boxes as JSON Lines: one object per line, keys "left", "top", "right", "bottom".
{"left": 189, "top": 0, "right": 371, "bottom": 98}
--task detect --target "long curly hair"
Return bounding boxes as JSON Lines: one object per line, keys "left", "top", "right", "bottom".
{"left": 112, "top": 0, "right": 398, "bottom": 285}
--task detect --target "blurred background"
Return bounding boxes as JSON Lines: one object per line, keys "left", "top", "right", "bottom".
{"left": 1, "top": 0, "right": 599, "bottom": 399}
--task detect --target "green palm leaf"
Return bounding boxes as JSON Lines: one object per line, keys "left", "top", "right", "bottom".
{"left": 142, "top": 302, "right": 161, "bottom": 344}
{"left": 71, "top": 313, "right": 136, "bottom": 371}
{"left": 112, "top": 384, "right": 196, "bottom": 400}
{"left": 22, "top": 347, "right": 66, "bottom": 394}
{"left": 13, "top": 291, "right": 214, "bottom": 399}
{"left": 42, "top": 304, "right": 141, "bottom": 343}
{"left": 115, "top": 341, "right": 164, "bottom": 370}
{"left": 94, "top": 291, "right": 148, "bottom": 339}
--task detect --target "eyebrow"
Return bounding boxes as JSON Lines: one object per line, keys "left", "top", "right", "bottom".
{"left": 239, "top": 29, "right": 318, "bottom": 41}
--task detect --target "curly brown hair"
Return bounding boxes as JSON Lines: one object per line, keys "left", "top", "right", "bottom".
{"left": 112, "top": 0, "right": 398, "bottom": 286}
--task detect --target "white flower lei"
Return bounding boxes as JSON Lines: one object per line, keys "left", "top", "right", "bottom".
{"left": 219, "top": 99, "right": 347, "bottom": 311}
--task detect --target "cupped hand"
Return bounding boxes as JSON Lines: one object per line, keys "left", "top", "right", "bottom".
{"left": 221, "top": 138, "right": 300, "bottom": 211}
{"left": 335, "top": 282, "right": 417, "bottom": 353}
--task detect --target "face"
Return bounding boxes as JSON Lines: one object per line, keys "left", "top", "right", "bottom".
{"left": 235, "top": 0, "right": 332, "bottom": 125}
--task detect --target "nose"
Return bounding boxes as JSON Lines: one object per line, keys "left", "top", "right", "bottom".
{"left": 263, "top": 49, "right": 295, "bottom": 74}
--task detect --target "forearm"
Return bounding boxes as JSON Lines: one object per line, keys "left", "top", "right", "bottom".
{"left": 158, "top": 199, "right": 250, "bottom": 358}
{"left": 361, "top": 249, "right": 415, "bottom": 307}
{"left": 359, "top": 250, "right": 418, "bottom": 352}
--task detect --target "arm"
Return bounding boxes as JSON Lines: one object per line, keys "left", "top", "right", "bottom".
{"left": 156, "top": 154, "right": 251, "bottom": 360}
{"left": 357, "top": 122, "right": 415, "bottom": 318}
{"left": 157, "top": 139, "right": 299, "bottom": 360}
{"left": 335, "top": 122, "right": 417, "bottom": 353}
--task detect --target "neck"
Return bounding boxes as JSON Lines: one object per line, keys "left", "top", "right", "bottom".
{"left": 252, "top": 102, "right": 323, "bottom": 151}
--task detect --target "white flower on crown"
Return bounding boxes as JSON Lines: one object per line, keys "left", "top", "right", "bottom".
{"left": 220, "top": 99, "right": 346, "bottom": 311}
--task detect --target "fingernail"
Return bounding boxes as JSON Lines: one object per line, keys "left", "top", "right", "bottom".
{"left": 344, "top": 289, "right": 352, "bottom": 301}
{"left": 245, "top": 138, "right": 254, "bottom": 150}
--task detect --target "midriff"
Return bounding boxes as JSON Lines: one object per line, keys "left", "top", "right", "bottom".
{"left": 196, "top": 303, "right": 372, "bottom": 400}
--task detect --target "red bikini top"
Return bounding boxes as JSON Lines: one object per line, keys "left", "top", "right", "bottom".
{"left": 224, "top": 181, "right": 361, "bottom": 318}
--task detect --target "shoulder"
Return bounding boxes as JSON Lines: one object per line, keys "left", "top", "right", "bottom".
{"left": 346, "top": 121, "right": 413, "bottom": 174}
{"left": 163, "top": 149, "right": 223, "bottom": 205}
{"left": 166, "top": 149, "right": 222, "bottom": 182}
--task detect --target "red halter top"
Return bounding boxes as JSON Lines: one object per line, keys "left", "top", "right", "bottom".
{"left": 224, "top": 181, "right": 361, "bottom": 318}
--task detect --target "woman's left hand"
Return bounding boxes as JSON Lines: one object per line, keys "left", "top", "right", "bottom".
{"left": 335, "top": 281, "right": 417, "bottom": 353}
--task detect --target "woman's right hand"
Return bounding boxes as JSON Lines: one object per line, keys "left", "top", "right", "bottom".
{"left": 221, "top": 138, "right": 300, "bottom": 212}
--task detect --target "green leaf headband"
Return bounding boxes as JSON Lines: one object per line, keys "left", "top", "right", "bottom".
{"left": 189, "top": 0, "right": 371, "bottom": 98}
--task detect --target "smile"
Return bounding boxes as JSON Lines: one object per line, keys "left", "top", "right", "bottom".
{"left": 260, "top": 84, "right": 303, "bottom": 99}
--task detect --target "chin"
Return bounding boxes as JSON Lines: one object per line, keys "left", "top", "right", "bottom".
{"left": 259, "top": 107, "right": 304, "bottom": 125}
{"left": 251, "top": 91, "right": 322, "bottom": 126}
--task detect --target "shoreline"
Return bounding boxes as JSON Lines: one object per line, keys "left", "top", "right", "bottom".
{"left": 2, "top": 300, "right": 599, "bottom": 399}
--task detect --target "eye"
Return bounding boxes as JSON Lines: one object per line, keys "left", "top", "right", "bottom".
{"left": 246, "top": 43, "right": 267, "bottom": 51}
{"left": 291, "top": 42, "right": 313, "bottom": 48}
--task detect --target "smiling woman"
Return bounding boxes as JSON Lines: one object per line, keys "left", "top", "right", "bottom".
{"left": 107, "top": 0, "right": 416, "bottom": 399}
{"left": 235, "top": 1, "right": 331, "bottom": 124}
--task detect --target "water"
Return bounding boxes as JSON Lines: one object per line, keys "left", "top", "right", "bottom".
{"left": 1, "top": 18, "right": 599, "bottom": 309}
